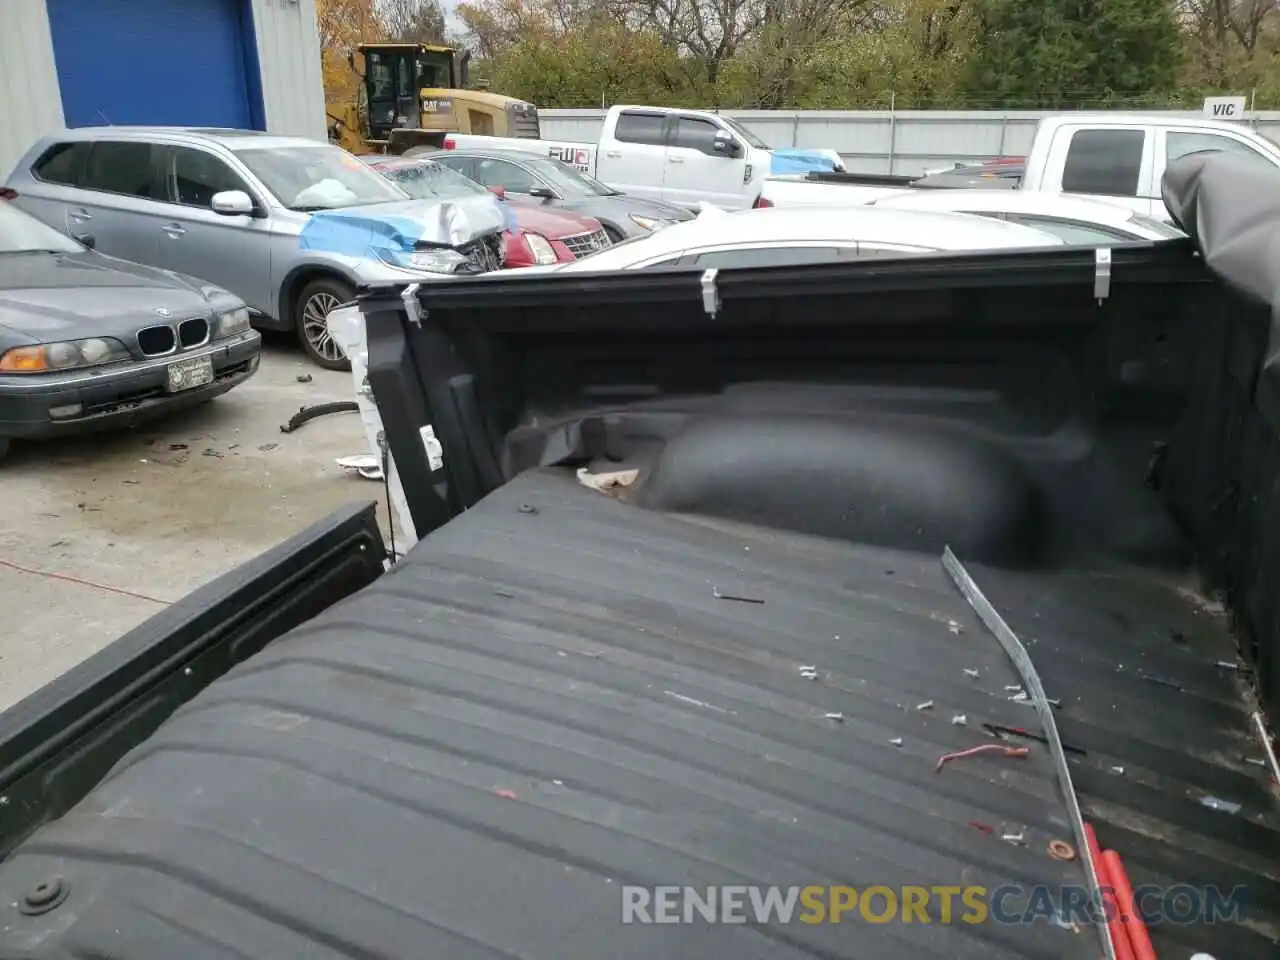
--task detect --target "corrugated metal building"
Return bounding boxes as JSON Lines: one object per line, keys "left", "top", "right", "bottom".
{"left": 0, "top": 0, "right": 326, "bottom": 180}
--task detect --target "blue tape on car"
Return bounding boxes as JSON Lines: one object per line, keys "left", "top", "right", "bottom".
{"left": 770, "top": 150, "right": 838, "bottom": 175}
{"left": 299, "top": 212, "right": 430, "bottom": 262}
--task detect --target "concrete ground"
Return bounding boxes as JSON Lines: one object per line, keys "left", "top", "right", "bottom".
{"left": 0, "top": 337, "right": 388, "bottom": 711}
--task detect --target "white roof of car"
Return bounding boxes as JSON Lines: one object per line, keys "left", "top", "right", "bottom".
{"left": 873, "top": 188, "right": 1130, "bottom": 218}
{"left": 1035, "top": 113, "right": 1256, "bottom": 135}
{"left": 559, "top": 205, "right": 1062, "bottom": 272}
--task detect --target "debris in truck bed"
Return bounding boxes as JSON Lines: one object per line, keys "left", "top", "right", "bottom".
{"left": 1198, "top": 796, "right": 1243, "bottom": 814}
{"left": 935, "top": 743, "right": 1031, "bottom": 773}
{"left": 711, "top": 586, "right": 764, "bottom": 604}
{"left": 575, "top": 466, "right": 639, "bottom": 493}
{"left": 1048, "top": 839, "right": 1077, "bottom": 861}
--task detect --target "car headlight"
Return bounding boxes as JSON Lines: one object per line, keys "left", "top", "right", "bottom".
{"left": 376, "top": 246, "right": 468, "bottom": 274}
{"left": 215, "top": 306, "right": 251, "bottom": 337}
{"left": 524, "top": 232, "right": 557, "bottom": 265}
{"left": 0, "top": 337, "right": 130, "bottom": 374}
{"left": 629, "top": 214, "right": 661, "bottom": 231}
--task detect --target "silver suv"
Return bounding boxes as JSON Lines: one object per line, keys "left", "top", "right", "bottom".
{"left": 6, "top": 129, "right": 506, "bottom": 369}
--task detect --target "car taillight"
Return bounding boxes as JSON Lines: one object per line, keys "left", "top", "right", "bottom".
{"left": 0, "top": 188, "right": 16, "bottom": 201}
{"left": 753, "top": 196, "right": 773, "bottom": 208}
{"left": 443, "top": 137, "right": 456, "bottom": 150}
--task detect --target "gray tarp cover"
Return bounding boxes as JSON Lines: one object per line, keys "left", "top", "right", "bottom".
{"left": 1162, "top": 151, "right": 1280, "bottom": 425}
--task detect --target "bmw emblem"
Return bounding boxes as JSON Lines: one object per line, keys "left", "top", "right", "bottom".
{"left": 155, "top": 307, "right": 172, "bottom": 318}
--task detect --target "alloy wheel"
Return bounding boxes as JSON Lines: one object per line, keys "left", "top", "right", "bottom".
{"left": 301, "top": 292, "right": 346, "bottom": 364}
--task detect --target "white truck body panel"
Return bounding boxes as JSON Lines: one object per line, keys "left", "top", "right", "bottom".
{"left": 445, "top": 105, "right": 840, "bottom": 210}
{"left": 1023, "top": 114, "right": 1280, "bottom": 221}
{"left": 761, "top": 114, "right": 1280, "bottom": 223}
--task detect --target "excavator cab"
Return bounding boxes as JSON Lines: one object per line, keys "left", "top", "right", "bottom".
{"left": 358, "top": 44, "right": 454, "bottom": 149}
{"left": 350, "top": 42, "right": 538, "bottom": 154}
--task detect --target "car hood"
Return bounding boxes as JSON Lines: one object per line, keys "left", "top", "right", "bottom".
{"left": 561, "top": 194, "right": 695, "bottom": 224}
{"left": 502, "top": 199, "right": 602, "bottom": 238}
{"left": 0, "top": 251, "right": 215, "bottom": 345}
{"left": 299, "top": 196, "right": 507, "bottom": 259}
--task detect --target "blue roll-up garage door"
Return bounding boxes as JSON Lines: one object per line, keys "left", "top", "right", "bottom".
{"left": 47, "top": 0, "right": 263, "bottom": 129}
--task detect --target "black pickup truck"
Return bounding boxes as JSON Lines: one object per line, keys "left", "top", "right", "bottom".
{"left": 1, "top": 154, "right": 1278, "bottom": 960}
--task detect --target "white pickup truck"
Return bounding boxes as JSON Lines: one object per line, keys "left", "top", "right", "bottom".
{"left": 760, "top": 113, "right": 1280, "bottom": 222}
{"left": 441, "top": 104, "right": 844, "bottom": 210}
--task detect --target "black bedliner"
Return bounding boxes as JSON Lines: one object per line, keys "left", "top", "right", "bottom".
{"left": 0, "top": 469, "right": 1274, "bottom": 959}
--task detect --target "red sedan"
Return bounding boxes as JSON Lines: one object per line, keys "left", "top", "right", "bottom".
{"left": 363, "top": 156, "right": 610, "bottom": 268}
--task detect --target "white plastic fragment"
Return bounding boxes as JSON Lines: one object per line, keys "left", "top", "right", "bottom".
{"left": 948, "top": 620, "right": 963, "bottom": 635}
{"left": 1002, "top": 832, "right": 1026, "bottom": 845}
{"left": 798, "top": 665, "right": 818, "bottom": 681}
{"left": 1005, "top": 685, "right": 1024, "bottom": 692}
{"left": 963, "top": 668, "right": 980, "bottom": 678}
{"left": 576, "top": 467, "right": 639, "bottom": 493}
{"left": 889, "top": 737, "right": 904, "bottom": 746}
{"left": 825, "top": 712, "right": 844, "bottom": 722}
{"left": 915, "top": 700, "right": 934, "bottom": 711}
{"left": 335, "top": 454, "right": 384, "bottom": 480}
{"left": 951, "top": 714, "right": 968, "bottom": 726}
{"left": 1110, "top": 766, "right": 1125, "bottom": 775}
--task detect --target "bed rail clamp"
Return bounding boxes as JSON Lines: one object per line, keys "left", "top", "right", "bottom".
{"left": 1094, "top": 248, "right": 1112, "bottom": 303}
{"left": 400, "top": 282, "right": 424, "bottom": 328}
{"left": 701, "top": 268, "right": 721, "bottom": 317}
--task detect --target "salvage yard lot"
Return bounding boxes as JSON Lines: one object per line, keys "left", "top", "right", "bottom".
{"left": 0, "top": 340, "right": 384, "bottom": 711}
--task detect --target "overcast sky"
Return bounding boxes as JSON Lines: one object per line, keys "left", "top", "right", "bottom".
{"left": 438, "top": 0, "right": 466, "bottom": 38}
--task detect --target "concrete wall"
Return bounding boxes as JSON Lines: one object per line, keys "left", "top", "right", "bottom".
{"left": 0, "top": 0, "right": 64, "bottom": 180}
{"left": 250, "top": 0, "right": 328, "bottom": 142}
{"left": 539, "top": 109, "right": 1280, "bottom": 176}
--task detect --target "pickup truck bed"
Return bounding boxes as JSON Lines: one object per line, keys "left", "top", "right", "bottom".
{"left": 1, "top": 466, "right": 1274, "bottom": 959}
{"left": 2, "top": 151, "right": 1280, "bottom": 960}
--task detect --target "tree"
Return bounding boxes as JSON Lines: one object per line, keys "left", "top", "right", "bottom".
{"left": 963, "top": 0, "right": 1183, "bottom": 108}
{"left": 1178, "top": 0, "right": 1280, "bottom": 89}
{"left": 316, "top": 0, "right": 380, "bottom": 102}
{"left": 378, "top": 0, "right": 449, "bottom": 43}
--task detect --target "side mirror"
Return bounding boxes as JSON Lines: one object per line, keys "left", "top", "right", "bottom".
{"left": 75, "top": 234, "right": 96, "bottom": 249}
{"left": 713, "top": 135, "right": 740, "bottom": 158}
{"left": 528, "top": 185, "right": 555, "bottom": 200}
{"left": 487, "top": 185, "right": 506, "bottom": 199}
{"left": 211, "top": 190, "right": 254, "bottom": 216}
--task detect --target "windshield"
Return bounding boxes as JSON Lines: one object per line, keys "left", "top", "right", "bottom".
{"left": 378, "top": 160, "right": 490, "bottom": 200}
{"left": 234, "top": 144, "right": 409, "bottom": 211}
{"left": 531, "top": 158, "right": 619, "bottom": 197}
{"left": 0, "top": 200, "right": 82, "bottom": 254}
{"left": 719, "top": 116, "right": 769, "bottom": 150}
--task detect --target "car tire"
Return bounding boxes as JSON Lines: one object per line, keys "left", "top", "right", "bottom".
{"left": 295, "top": 277, "right": 354, "bottom": 372}
{"left": 602, "top": 224, "right": 625, "bottom": 244}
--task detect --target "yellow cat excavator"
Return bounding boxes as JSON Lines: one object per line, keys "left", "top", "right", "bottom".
{"left": 326, "top": 42, "right": 540, "bottom": 155}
